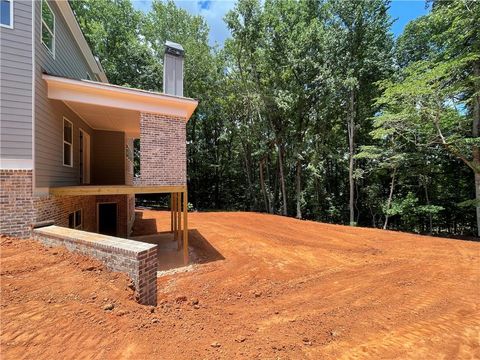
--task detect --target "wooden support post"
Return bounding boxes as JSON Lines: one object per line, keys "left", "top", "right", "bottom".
{"left": 183, "top": 189, "right": 188, "bottom": 265}
{"left": 170, "top": 193, "right": 174, "bottom": 232}
{"left": 173, "top": 192, "right": 177, "bottom": 240}
{"left": 177, "top": 192, "right": 182, "bottom": 250}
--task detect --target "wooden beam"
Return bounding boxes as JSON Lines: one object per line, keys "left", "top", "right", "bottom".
{"left": 49, "top": 185, "right": 187, "bottom": 196}
{"left": 183, "top": 189, "right": 188, "bottom": 265}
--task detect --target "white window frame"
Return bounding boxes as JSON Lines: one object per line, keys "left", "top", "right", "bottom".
{"left": 0, "top": 0, "right": 14, "bottom": 29}
{"left": 68, "top": 209, "right": 83, "bottom": 230}
{"left": 79, "top": 128, "right": 91, "bottom": 184}
{"left": 63, "top": 117, "right": 73, "bottom": 167}
{"left": 41, "top": 0, "right": 55, "bottom": 58}
{"left": 74, "top": 209, "right": 82, "bottom": 229}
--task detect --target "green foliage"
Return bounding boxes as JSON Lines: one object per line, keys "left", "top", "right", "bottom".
{"left": 71, "top": 0, "right": 478, "bottom": 236}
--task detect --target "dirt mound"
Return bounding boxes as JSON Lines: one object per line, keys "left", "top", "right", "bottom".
{"left": 1, "top": 212, "right": 479, "bottom": 359}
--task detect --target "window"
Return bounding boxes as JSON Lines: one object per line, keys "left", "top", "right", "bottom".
{"left": 63, "top": 118, "right": 73, "bottom": 167}
{"left": 41, "top": 0, "right": 54, "bottom": 56}
{"left": 68, "top": 209, "right": 82, "bottom": 230}
{"left": 0, "top": 0, "right": 13, "bottom": 28}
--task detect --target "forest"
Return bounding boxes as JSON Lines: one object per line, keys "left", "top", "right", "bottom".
{"left": 70, "top": 0, "right": 480, "bottom": 237}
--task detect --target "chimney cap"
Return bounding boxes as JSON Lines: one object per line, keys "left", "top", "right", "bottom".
{"left": 165, "top": 41, "right": 184, "bottom": 57}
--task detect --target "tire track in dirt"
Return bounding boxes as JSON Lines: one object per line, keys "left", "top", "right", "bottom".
{"left": 1, "top": 302, "right": 122, "bottom": 360}
{"left": 2, "top": 213, "right": 480, "bottom": 359}
{"left": 329, "top": 309, "right": 480, "bottom": 359}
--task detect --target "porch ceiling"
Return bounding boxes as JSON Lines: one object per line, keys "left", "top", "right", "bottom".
{"left": 43, "top": 74, "right": 198, "bottom": 137}
{"left": 64, "top": 101, "right": 140, "bottom": 137}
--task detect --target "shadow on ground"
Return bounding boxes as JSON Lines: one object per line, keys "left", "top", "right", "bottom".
{"left": 132, "top": 210, "right": 159, "bottom": 235}
{"left": 130, "top": 211, "right": 224, "bottom": 271}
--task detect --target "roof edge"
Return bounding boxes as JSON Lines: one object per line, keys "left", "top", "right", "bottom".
{"left": 56, "top": 1, "right": 108, "bottom": 83}
{"left": 43, "top": 74, "right": 198, "bottom": 121}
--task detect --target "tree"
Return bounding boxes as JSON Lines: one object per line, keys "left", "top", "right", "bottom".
{"left": 325, "top": 0, "right": 393, "bottom": 225}
{"left": 71, "top": 0, "right": 477, "bottom": 236}
{"left": 375, "top": 0, "right": 480, "bottom": 235}
{"left": 70, "top": 0, "right": 157, "bottom": 88}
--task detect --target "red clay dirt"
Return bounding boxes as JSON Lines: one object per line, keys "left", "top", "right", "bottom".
{"left": 1, "top": 210, "right": 479, "bottom": 359}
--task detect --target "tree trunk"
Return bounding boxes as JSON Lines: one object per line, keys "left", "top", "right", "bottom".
{"left": 265, "top": 155, "right": 273, "bottom": 213}
{"left": 473, "top": 60, "right": 480, "bottom": 236}
{"left": 348, "top": 89, "right": 356, "bottom": 225}
{"left": 259, "top": 159, "right": 270, "bottom": 213}
{"left": 423, "top": 179, "right": 433, "bottom": 234}
{"left": 295, "top": 158, "right": 302, "bottom": 219}
{"left": 243, "top": 151, "right": 253, "bottom": 210}
{"left": 383, "top": 167, "right": 396, "bottom": 230}
{"left": 476, "top": 173, "right": 480, "bottom": 237}
{"left": 272, "top": 157, "right": 278, "bottom": 214}
{"left": 277, "top": 141, "right": 288, "bottom": 216}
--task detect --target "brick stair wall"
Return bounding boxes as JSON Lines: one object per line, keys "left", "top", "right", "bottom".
{"left": 33, "top": 225, "right": 158, "bottom": 306}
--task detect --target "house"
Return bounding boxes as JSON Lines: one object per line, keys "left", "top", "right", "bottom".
{"left": 0, "top": 0, "right": 197, "bottom": 265}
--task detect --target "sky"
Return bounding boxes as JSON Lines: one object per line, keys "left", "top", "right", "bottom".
{"left": 133, "top": 0, "right": 431, "bottom": 46}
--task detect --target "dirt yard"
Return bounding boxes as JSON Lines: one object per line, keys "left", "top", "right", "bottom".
{"left": 1, "top": 211, "right": 479, "bottom": 359}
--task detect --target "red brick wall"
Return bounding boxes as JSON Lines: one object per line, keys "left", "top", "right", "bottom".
{"left": 1, "top": 172, "right": 131, "bottom": 239}
{"left": 35, "top": 195, "right": 96, "bottom": 232}
{"left": 0, "top": 170, "right": 35, "bottom": 237}
{"left": 127, "top": 194, "right": 135, "bottom": 236}
{"left": 35, "top": 194, "right": 131, "bottom": 238}
{"left": 33, "top": 226, "right": 158, "bottom": 305}
{"left": 139, "top": 113, "right": 186, "bottom": 186}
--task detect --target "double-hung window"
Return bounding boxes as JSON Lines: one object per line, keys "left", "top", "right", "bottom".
{"left": 41, "top": 0, "right": 55, "bottom": 56}
{"left": 0, "top": 0, "right": 13, "bottom": 28}
{"left": 63, "top": 118, "right": 73, "bottom": 167}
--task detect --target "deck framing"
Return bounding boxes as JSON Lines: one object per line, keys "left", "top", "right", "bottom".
{"left": 49, "top": 185, "right": 187, "bottom": 196}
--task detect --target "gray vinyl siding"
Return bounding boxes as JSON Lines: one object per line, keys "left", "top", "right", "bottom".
{"left": 0, "top": 0, "right": 33, "bottom": 160}
{"left": 92, "top": 131, "right": 125, "bottom": 185}
{"left": 34, "top": 0, "right": 96, "bottom": 187}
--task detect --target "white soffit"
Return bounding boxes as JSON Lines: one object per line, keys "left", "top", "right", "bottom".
{"left": 43, "top": 75, "right": 199, "bottom": 125}
{"left": 64, "top": 101, "right": 141, "bottom": 137}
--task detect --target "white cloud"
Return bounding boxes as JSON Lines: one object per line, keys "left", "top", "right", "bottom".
{"left": 133, "top": 0, "right": 235, "bottom": 46}
{"left": 174, "top": 0, "right": 235, "bottom": 46}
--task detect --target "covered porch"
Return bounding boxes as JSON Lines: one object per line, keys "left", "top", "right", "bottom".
{"left": 42, "top": 74, "right": 198, "bottom": 266}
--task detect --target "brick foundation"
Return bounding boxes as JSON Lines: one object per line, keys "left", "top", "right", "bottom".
{"left": 139, "top": 113, "right": 186, "bottom": 186}
{"left": 0, "top": 170, "right": 35, "bottom": 238}
{"left": 33, "top": 225, "right": 158, "bottom": 305}
{"left": 35, "top": 194, "right": 131, "bottom": 237}
{"left": 0, "top": 169, "right": 132, "bottom": 239}
{"left": 35, "top": 195, "right": 97, "bottom": 232}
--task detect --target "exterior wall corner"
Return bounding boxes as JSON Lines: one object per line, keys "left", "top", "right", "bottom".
{"left": 139, "top": 112, "right": 186, "bottom": 186}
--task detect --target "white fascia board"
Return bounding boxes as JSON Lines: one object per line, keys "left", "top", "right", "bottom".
{"left": 43, "top": 75, "right": 198, "bottom": 120}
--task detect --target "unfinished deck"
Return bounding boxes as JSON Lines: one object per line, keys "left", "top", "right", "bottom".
{"left": 49, "top": 185, "right": 187, "bottom": 196}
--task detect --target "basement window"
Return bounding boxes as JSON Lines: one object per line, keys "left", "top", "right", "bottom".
{"left": 41, "top": 0, "right": 55, "bottom": 56}
{"left": 68, "top": 209, "right": 82, "bottom": 230}
{"left": 0, "top": 0, "right": 13, "bottom": 28}
{"left": 63, "top": 117, "right": 73, "bottom": 167}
